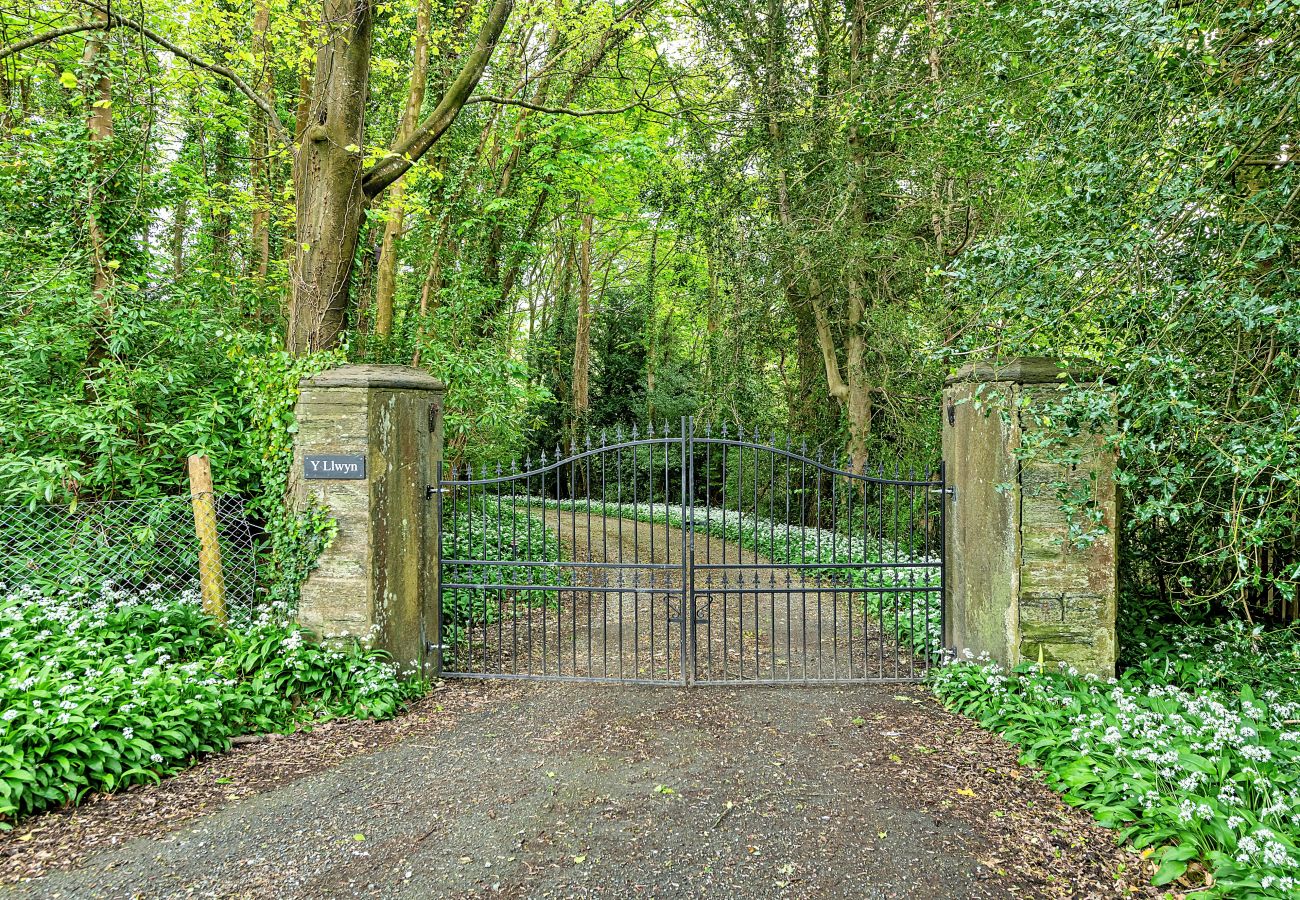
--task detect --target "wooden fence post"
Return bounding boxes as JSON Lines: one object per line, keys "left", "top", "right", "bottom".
{"left": 187, "top": 454, "right": 227, "bottom": 623}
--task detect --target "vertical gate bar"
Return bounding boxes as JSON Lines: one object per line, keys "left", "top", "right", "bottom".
{"left": 877, "top": 467, "right": 886, "bottom": 678}
{"left": 785, "top": 442, "right": 797, "bottom": 681}
{"left": 842, "top": 468, "right": 852, "bottom": 676}
{"left": 540, "top": 459, "right": 548, "bottom": 676}
{"left": 939, "top": 459, "right": 947, "bottom": 662}
{"left": 526, "top": 462, "right": 534, "bottom": 675}
{"left": 571, "top": 448, "right": 578, "bottom": 678}
{"left": 495, "top": 469, "right": 504, "bottom": 674}
{"left": 601, "top": 439, "right": 608, "bottom": 678}
{"left": 754, "top": 435, "right": 764, "bottom": 680}
{"left": 733, "top": 441, "right": 743, "bottom": 680}
{"left": 724, "top": 436, "right": 734, "bottom": 680}
{"left": 892, "top": 463, "right": 901, "bottom": 679}
{"left": 557, "top": 451, "right": 565, "bottom": 676}
{"left": 799, "top": 451, "right": 809, "bottom": 681}
{"left": 664, "top": 428, "right": 672, "bottom": 680}
{"left": 814, "top": 459, "right": 823, "bottom": 681}
{"left": 680, "top": 417, "right": 690, "bottom": 685}
{"left": 857, "top": 463, "right": 868, "bottom": 676}
{"left": 920, "top": 465, "right": 932, "bottom": 673}
{"left": 705, "top": 429, "right": 713, "bottom": 681}
{"left": 478, "top": 468, "right": 488, "bottom": 674}
{"left": 632, "top": 435, "right": 640, "bottom": 678}
{"left": 771, "top": 443, "right": 786, "bottom": 681}
{"left": 829, "top": 460, "right": 839, "bottom": 679}
{"left": 660, "top": 431, "right": 670, "bottom": 676}
{"left": 617, "top": 438, "right": 625, "bottom": 681}
{"left": 435, "top": 461, "right": 446, "bottom": 676}
{"left": 586, "top": 445, "right": 593, "bottom": 678}
{"left": 509, "top": 467, "right": 518, "bottom": 675}
{"left": 647, "top": 439, "right": 655, "bottom": 676}
{"left": 908, "top": 473, "right": 917, "bottom": 679}
{"left": 487, "top": 474, "right": 495, "bottom": 673}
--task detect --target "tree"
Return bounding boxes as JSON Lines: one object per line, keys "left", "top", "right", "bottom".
{"left": 288, "top": 0, "right": 514, "bottom": 354}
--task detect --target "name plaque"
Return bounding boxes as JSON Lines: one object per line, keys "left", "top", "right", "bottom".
{"left": 304, "top": 454, "right": 366, "bottom": 480}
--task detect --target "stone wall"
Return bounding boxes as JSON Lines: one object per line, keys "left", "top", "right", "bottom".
{"left": 291, "top": 365, "right": 445, "bottom": 676}
{"left": 942, "top": 358, "right": 1118, "bottom": 677}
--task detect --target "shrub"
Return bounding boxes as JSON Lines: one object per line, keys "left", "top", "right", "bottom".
{"left": 0, "top": 581, "right": 419, "bottom": 826}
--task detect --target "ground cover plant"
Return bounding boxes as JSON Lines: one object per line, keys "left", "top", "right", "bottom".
{"left": 932, "top": 621, "right": 1300, "bottom": 898}
{"left": 439, "top": 499, "right": 567, "bottom": 647}
{"left": 0, "top": 581, "right": 420, "bottom": 827}
{"left": 538, "top": 497, "right": 941, "bottom": 658}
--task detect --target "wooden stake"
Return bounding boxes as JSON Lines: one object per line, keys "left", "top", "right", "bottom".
{"left": 187, "top": 454, "right": 227, "bottom": 623}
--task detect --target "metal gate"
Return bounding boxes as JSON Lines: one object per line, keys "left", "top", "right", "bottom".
{"left": 437, "top": 420, "right": 945, "bottom": 685}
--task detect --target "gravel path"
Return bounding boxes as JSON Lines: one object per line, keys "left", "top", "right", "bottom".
{"left": 451, "top": 512, "right": 924, "bottom": 682}
{"left": 2, "top": 682, "right": 1153, "bottom": 899}
{"left": 1, "top": 516, "right": 1155, "bottom": 899}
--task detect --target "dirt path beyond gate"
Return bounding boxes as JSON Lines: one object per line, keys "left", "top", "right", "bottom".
{"left": 2, "top": 680, "right": 1153, "bottom": 900}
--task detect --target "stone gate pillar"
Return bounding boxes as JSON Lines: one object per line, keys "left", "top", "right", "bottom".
{"left": 942, "top": 358, "right": 1118, "bottom": 677}
{"left": 290, "top": 365, "right": 445, "bottom": 677}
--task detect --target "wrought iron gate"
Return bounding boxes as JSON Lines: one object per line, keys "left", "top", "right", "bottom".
{"left": 437, "top": 420, "right": 945, "bottom": 685}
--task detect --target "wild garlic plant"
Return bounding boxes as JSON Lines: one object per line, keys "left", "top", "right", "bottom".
{"left": 0, "top": 580, "right": 419, "bottom": 826}
{"left": 933, "top": 648, "right": 1300, "bottom": 898}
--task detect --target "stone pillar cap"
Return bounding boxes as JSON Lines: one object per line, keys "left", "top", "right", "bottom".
{"left": 945, "top": 356, "right": 1100, "bottom": 385}
{"left": 300, "top": 364, "right": 446, "bottom": 392}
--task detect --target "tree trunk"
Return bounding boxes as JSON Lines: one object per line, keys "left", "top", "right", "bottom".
{"left": 288, "top": 0, "right": 513, "bottom": 355}
{"left": 373, "top": 0, "right": 432, "bottom": 338}
{"left": 248, "top": 0, "right": 273, "bottom": 280}
{"left": 570, "top": 212, "right": 593, "bottom": 438}
{"left": 287, "top": 0, "right": 375, "bottom": 354}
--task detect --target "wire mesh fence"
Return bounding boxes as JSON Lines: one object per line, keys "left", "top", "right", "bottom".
{"left": 0, "top": 495, "right": 261, "bottom": 622}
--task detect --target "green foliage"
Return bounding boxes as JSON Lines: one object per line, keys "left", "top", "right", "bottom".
{"left": 0, "top": 291, "right": 272, "bottom": 504}
{"left": 227, "top": 335, "right": 346, "bottom": 609}
{"left": 946, "top": 0, "right": 1300, "bottom": 612}
{"left": 440, "top": 499, "right": 566, "bottom": 647}
{"left": 932, "top": 624, "right": 1300, "bottom": 897}
{"left": 1121, "top": 613, "right": 1300, "bottom": 706}
{"left": 0, "top": 583, "right": 420, "bottom": 827}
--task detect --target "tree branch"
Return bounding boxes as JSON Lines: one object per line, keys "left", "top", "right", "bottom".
{"left": 362, "top": 0, "right": 514, "bottom": 199}
{"left": 463, "top": 95, "right": 645, "bottom": 116}
{"left": 3, "top": 4, "right": 290, "bottom": 145}
{"left": 0, "top": 22, "right": 103, "bottom": 61}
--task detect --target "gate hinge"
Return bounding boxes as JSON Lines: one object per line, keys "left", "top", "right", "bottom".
{"left": 426, "top": 484, "right": 436, "bottom": 500}
{"left": 425, "top": 641, "right": 445, "bottom": 654}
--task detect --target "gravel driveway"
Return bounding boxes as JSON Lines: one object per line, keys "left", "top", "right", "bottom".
{"left": 2, "top": 680, "right": 1154, "bottom": 900}
{"left": 2, "top": 515, "right": 1153, "bottom": 899}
